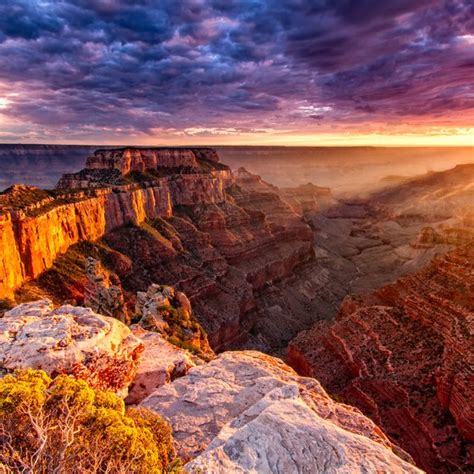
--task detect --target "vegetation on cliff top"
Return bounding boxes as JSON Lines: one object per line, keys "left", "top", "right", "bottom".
{"left": 0, "top": 369, "right": 181, "bottom": 473}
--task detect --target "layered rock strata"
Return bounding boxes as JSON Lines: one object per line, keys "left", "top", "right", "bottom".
{"left": 288, "top": 245, "right": 474, "bottom": 473}
{"left": 142, "top": 351, "right": 421, "bottom": 473}
{"left": 3, "top": 148, "right": 318, "bottom": 352}
{"left": 0, "top": 299, "right": 143, "bottom": 396}
{"left": 0, "top": 147, "right": 230, "bottom": 299}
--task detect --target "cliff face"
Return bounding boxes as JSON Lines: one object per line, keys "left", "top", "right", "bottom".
{"left": 0, "top": 185, "right": 172, "bottom": 298}
{"left": 0, "top": 148, "right": 230, "bottom": 300}
{"left": 3, "top": 148, "right": 318, "bottom": 353}
{"left": 288, "top": 244, "right": 474, "bottom": 473}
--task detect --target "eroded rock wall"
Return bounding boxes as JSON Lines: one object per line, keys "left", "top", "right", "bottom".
{"left": 0, "top": 148, "right": 231, "bottom": 299}
{"left": 288, "top": 244, "right": 474, "bottom": 473}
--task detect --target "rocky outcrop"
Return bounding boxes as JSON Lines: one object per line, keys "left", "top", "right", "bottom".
{"left": 85, "top": 148, "right": 200, "bottom": 174}
{"left": 135, "top": 282, "right": 213, "bottom": 358}
{"left": 280, "top": 182, "right": 336, "bottom": 215}
{"left": 288, "top": 245, "right": 474, "bottom": 473}
{"left": 125, "top": 326, "right": 196, "bottom": 405}
{"left": 412, "top": 213, "right": 474, "bottom": 249}
{"left": 84, "top": 257, "right": 129, "bottom": 323}
{"left": 142, "top": 351, "right": 420, "bottom": 473}
{"left": 0, "top": 300, "right": 143, "bottom": 396}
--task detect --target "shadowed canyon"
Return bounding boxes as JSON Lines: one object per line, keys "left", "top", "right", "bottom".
{"left": 0, "top": 146, "right": 472, "bottom": 473}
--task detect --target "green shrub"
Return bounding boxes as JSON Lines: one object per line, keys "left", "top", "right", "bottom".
{"left": 0, "top": 369, "right": 180, "bottom": 473}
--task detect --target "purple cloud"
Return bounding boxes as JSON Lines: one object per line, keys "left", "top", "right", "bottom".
{"left": 0, "top": 0, "right": 472, "bottom": 142}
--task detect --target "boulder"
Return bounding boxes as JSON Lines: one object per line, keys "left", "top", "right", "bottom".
{"left": 126, "top": 326, "right": 196, "bottom": 404}
{"left": 0, "top": 299, "right": 143, "bottom": 396}
{"left": 142, "top": 351, "right": 420, "bottom": 473}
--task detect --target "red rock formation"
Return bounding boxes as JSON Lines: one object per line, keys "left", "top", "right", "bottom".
{"left": 4, "top": 149, "right": 320, "bottom": 353}
{"left": 86, "top": 147, "right": 199, "bottom": 173}
{"left": 280, "top": 182, "right": 336, "bottom": 215}
{"left": 0, "top": 148, "right": 230, "bottom": 299}
{"left": 288, "top": 244, "right": 474, "bottom": 473}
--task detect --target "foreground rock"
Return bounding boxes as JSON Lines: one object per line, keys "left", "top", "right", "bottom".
{"left": 142, "top": 351, "right": 420, "bottom": 473}
{"left": 126, "top": 326, "right": 197, "bottom": 404}
{"left": 289, "top": 244, "right": 474, "bottom": 473}
{"left": 0, "top": 300, "right": 143, "bottom": 396}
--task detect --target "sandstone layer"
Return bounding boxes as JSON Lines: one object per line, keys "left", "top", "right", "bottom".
{"left": 142, "top": 351, "right": 421, "bottom": 473}
{"left": 0, "top": 147, "right": 230, "bottom": 299}
{"left": 289, "top": 245, "right": 474, "bottom": 473}
{"left": 6, "top": 148, "right": 318, "bottom": 352}
{"left": 0, "top": 299, "right": 143, "bottom": 396}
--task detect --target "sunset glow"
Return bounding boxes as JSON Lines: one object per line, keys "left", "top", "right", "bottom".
{"left": 0, "top": 1, "right": 472, "bottom": 146}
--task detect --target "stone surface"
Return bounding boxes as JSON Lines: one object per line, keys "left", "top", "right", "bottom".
{"left": 289, "top": 244, "right": 474, "bottom": 473}
{"left": 125, "top": 326, "right": 196, "bottom": 405}
{"left": 142, "top": 351, "right": 420, "bottom": 472}
{"left": 0, "top": 300, "right": 143, "bottom": 396}
{"left": 84, "top": 257, "right": 129, "bottom": 323}
{"left": 135, "top": 282, "right": 213, "bottom": 358}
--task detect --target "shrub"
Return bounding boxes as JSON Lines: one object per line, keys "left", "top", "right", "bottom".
{"left": 0, "top": 369, "right": 180, "bottom": 473}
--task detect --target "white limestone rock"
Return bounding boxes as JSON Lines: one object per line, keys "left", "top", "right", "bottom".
{"left": 142, "top": 351, "right": 421, "bottom": 473}
{"left": 0, "top": 299, "right": 143, "bottom": 396}
{"left": 126, "top": 326, "right": 196, "bottom": 404}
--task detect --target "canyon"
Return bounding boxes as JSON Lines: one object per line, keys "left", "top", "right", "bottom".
{"left": 288, "top": 245, "right": 474, "bottom": 473}
{"left": 0, "top": 146, "right": 472, "bottom": 472}
{"left": 0, "top": 147, "right": 319, "bottom": 352}
{"left": 1, "top": 144, "right": 472, "bottom": 194}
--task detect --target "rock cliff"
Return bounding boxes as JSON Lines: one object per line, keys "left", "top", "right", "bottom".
{"left": 288, "top": 244, "right": 474, "bottom": 473}
{"left": 142, "top": 351, "right": 421, "bottom": 473}
{"left": 4, "top": 148, "right": 318, "bottom": 352}
{"left": 0, "top": 147, "right": 230, "bottom": 299}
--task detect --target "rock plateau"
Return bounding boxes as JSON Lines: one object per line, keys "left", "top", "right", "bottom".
{"left": 142, "top": 351, "right": 421, "bottom": 473}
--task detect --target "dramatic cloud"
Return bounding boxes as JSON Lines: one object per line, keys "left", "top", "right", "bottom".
{"left": 0, "top": 0, "right": 472, "bottom": 143}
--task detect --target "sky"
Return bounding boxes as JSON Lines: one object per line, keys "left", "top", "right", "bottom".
{"left": 0, "top": 0, "right": 473, "bottom": 146}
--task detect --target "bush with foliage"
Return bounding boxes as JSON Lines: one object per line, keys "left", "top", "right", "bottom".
{"left": 0, "top": 369, "right": 180, "bottom": 473}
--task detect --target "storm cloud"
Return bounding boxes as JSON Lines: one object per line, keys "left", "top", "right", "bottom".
{"left": 0, "top": 0, "right": 472, "bottom": 142}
